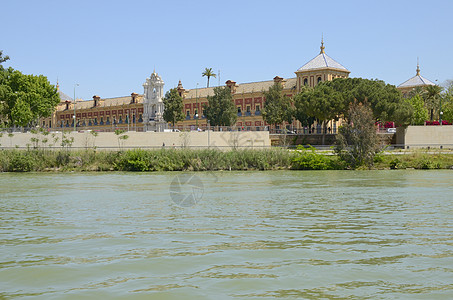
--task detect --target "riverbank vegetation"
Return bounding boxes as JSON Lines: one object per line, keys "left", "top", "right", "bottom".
{"left": 0, "top": 148, "right": 453, "bottom": 172}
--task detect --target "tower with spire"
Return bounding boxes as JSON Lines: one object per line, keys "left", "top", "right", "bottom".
{"left": 294, "top": 37, "right": 350, "bottom": 91}
{"left": 142, "top": 70, "right": 168, "bottom": 132}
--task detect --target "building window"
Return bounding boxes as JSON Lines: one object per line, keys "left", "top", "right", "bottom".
{"left": 317, "top": 77, "right": 322, "bottom": 84}
{"left": 255, "top": 105, "right": 261, "bottom": 115}
{"left": 106, "top": 117, "right": 110, "bottom": 125}
{"left": 237, "top": 107, "right": 242, "bottom": 116}
{"left": 246, "top": 106, "right": 251, "bottom": 116}
{"left": 100, "top": 117, "right": 104, "bottom": 125}
{"left": 303, "top": 78, "right": 308, "bottom": 86}
{"left": 186, "top": 110, "right": 190, "bottom": 120}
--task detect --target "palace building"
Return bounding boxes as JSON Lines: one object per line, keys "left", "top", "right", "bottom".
{"left": 42, "top": 41, "right": 433, "bottom": 132}
{"left": 175, "top": 40, "right": 350, "bottom": 132}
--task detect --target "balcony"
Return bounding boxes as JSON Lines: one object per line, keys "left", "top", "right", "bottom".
{"left": 255, "top": 111, "right": 261, "bottom": 116}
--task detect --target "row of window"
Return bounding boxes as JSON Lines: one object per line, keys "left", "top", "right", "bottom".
{"left": 57, "top": 115, "right": 143, "bottom": 127}
{"left": 184, "top": 105, "right": 261, "bottom": 120}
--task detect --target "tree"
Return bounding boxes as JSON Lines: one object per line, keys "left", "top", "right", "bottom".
{"left": 0, "top": 69, "right": 59, "bottom": 127}
{"left": 294, "top": 82, "right": 344, "bottom": 144}
{"left": 442, "top": 80, "right": 453, "bottom": 122}
{"left": 0, "top": 50, "right": 10, "bottom": 70}
{"left": 262, "top": 82, "right": 294, "bottom": 129}
{"left": 163, "top": 88, "right": 185, "bottom": 128}
{"left": 407, "top": 94, "right": 428, "bottom": 125}
{"left": 202, "top": 68, "right": 216, "bottom": 88}
{"left": 424, "top": 85, "right": 443, "bottom": 121}
{"left": 294, "top": 86, "right": 315, "bottom": 128}
{"left": 295, "top": 78, "right": 412, "bottom": 127}
{"left": 335, "top": 101, "right": 380, "bottom": 169}
{"left": 204, "top": 86, "right": 237, "bottom": 126}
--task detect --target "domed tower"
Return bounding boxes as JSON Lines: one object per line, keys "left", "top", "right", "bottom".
{"left": 397, "top": 59, "right": 436, "bottom": 97}
{"left": 142, "top": 70, "right": 168, "bottom": 132}
{"left": 295, "top": 39, "right": 350, "bottom": 91}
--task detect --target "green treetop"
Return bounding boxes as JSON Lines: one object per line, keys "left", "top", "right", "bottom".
{"left": 204, "top": 86, "right": 237, "bottom": 126}
{"left": 407, "top": 94, "right": 428, "bottom": 125}
{"left": 262, "top": 82, "right": 294, "bottom": 128}
{"left": 163, "top": 88, "right": 185, "bottom": 128}
{"left": 0, "top": 68, "right": 60, "bottom": 127}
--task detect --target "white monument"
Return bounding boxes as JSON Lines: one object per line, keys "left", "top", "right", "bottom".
{"left": 142, "top": 70, "right": 168, "bottom": 132}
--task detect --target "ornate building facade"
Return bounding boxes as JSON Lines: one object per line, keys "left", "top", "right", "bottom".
{"left": 42, "top": 41, "right": 431, "bottom": 133}
{"left": 175, "top": 41, "right": 349, "bottom": 132}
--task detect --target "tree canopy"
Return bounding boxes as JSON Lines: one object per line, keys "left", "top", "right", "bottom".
{"left": 0, "top": 67, "right": 59, "bottom": 127}
{"left": 294, "top": 77, "right": 412, "bottom": 127}
{"left": 406, "top": 94, "right": 427, "bottom": 125}
{"left": 335, "top": 101, "right": 380, "bottom": 168}
{"left": 262, "top": 82, "right": 294, "bottom": 127}
{"left": 163, "top": 88, "right": 185, "bottom": 127}
{"left": 204, "top": 86, "right": 237, "bottom": 126}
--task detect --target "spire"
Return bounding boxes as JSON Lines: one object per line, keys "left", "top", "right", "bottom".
{"left": 416, "top": 57, "right": 420, "bottom": 76}
{"left": 56, "top": 78, "right": 60, "bottom": 91}
{"left": 320, "top": 34, "right": 325, "bottom": 54}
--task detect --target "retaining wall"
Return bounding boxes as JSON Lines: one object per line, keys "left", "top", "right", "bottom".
{"left": 0, "top": 131, "right": 270, "bottom": 150}
{"left": 396, "top": 126, "right": 453, "bottom": 149}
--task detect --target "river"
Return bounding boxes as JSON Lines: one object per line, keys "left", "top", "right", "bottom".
{"left": 0, "top": 170, "right": 452, "bottom": 299}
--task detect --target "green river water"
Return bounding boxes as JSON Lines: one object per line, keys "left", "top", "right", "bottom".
{"left": 0, "top": 170, "right": 452, "bottom": 299}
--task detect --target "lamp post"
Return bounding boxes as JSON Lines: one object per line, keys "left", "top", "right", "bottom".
{"left": 436, "top": 80, "right": 443, "bottom": 126}
{"left": 196, "top": 83, "right": 199, "bottom": 127}
{"left": 207, "top": 119, "right": 210, "bottom": 148}
{"left": 73, "top": 83, "right": 79, "bottom": 132}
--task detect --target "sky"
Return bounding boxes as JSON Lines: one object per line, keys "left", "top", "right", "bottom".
{"left": 2, "top": 0, "right": 453, "bottom": 100}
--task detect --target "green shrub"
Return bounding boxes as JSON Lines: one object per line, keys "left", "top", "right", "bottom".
{"left": 291, "top": 145, "right": 334, "bottom": 170}
{"left": 389, "top": 158, "right": 407, "bottom": 169}
{"left": 415, "top": 156, "right": 440, "bottom": 169}
{"left": 10, "top": 152, "right": 36, "bottom": 172}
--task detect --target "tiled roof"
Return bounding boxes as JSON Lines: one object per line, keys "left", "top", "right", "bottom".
{"left": 56, "top": 95, "right": 144, "bottom": 112}
{"left": 297, "top": 52, "right": 349, "bottom": 72}
{"left": 183, "top": 78, "right": 298, "bottom": 99}
{"left": 398, "top": 74, "right": 435, "bottom": 88}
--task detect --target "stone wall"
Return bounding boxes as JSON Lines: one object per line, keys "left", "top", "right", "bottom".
{"left": 0, "top": 131, "right": 270, "bottom": 150}
{"left": 396, "top": 126, "right": 453, "bottom": 149}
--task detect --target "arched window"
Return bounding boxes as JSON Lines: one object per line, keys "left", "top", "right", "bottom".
{"left": 303, "top": 78, "right": 308, "bottom": 86}
{"left": 317, "top": 77, "right": 322, "bottom": 84}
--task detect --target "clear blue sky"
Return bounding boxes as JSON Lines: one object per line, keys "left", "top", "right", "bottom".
{"left": 3, "top": 0, "right": 452, "bottom": 100}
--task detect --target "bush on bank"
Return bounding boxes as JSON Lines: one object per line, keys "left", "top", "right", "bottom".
{"left": 0, "top": 148, "right": 295, "bottom": 172}
{"left": 0, "top": 148, "right": 452, "bottom": 172}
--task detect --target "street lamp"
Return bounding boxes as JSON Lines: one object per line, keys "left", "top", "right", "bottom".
{"left": 196, "top": 83, "right": 199, "bottom": 127}
{"left": 73, "top": 84, "right": 79, "bottom": 132}
{"left": 436, "top": 80, "right": 443, "bottom": 126}
{"left": 207, "top": 119, "right": 210, "bottom": 148}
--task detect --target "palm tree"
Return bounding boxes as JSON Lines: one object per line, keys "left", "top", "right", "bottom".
{"left": 424, "top": 85, "right": 443, "bottom": 121}
{"left": 202, "top": 68, "right": 216, "bottom": 88}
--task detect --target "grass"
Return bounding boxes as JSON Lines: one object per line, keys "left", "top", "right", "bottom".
{"left": 0, "top": 148, "right": 295, "bottom": 172}
{"left": 0, "top": 148, "right": 452, "bottom": 172}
